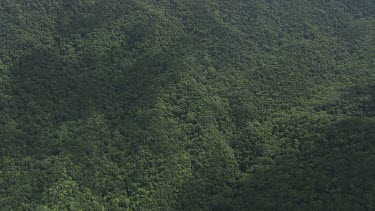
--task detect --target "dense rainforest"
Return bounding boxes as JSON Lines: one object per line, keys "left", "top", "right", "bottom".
{"left": 0, "top": 0, "right": 375, "bottom": 210}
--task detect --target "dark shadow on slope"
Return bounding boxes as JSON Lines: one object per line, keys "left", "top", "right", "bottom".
{"left": 8, "top": 43, "right": 175, "bottom": 156}
{"left": 9, "top": 44, "right": 176, "bottom": 124}
{"left": 343, "top": 84, "right": 375, "bottom": 116}
{"left": 231, "top": 85, "right": 375, "bottom": 210}
{"left": 10, "top": 47, "right": 85, "bottom": 123}
{"left": 248, "top": 118, "right": 374, "bottom": 210}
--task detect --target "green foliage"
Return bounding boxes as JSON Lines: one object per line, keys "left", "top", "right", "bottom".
{"left": 0, "top": 0, "right": 374, "bottom": 210}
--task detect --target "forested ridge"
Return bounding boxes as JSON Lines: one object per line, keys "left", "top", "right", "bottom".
{"left": 0, "top": 0, "right": 374, "bottom": 210}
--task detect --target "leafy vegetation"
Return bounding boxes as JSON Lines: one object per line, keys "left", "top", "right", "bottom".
{"left": 0, "top": 0, "right": 374, "bottom": 210}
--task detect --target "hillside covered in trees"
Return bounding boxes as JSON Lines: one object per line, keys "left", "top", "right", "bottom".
{"left": 1, "top": 0, "right": 375, "bottom": 210}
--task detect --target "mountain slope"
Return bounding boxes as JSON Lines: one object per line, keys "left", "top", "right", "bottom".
{"left": 0, "top": 0, "right": 374, "bottom": 210}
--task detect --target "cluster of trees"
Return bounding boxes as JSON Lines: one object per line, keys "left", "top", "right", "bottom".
{"left": 0, "top": 0, "right": 374, "bottom": 210}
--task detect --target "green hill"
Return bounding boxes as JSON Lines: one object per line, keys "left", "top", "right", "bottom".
{"left": 0, "top": 0, "right": 374, "bottom": 210}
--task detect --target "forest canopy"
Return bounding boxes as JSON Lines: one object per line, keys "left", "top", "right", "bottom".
{"left": 0, "top": 0, "right": 374, "bottom": 210}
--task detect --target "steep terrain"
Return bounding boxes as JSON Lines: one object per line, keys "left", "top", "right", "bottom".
{"left": 0, "top": 0, "right": 374, "bottom": 210}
